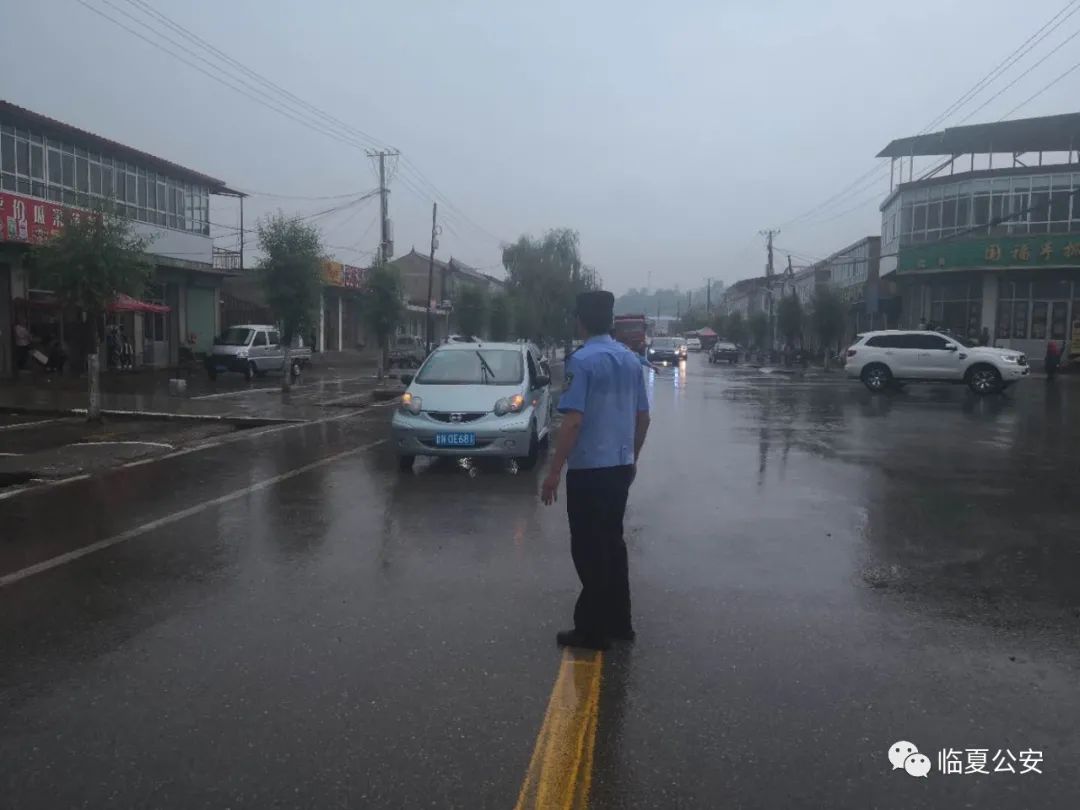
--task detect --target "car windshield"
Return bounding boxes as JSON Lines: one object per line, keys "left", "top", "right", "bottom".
{"left": 218, "top": 327, "right": 253, "bottom": 346}
{"left": 416, "top": 349, "right": 523, "bottom": 385}
{"left": 652, "top": 338, "right": 679, "bottom": 348}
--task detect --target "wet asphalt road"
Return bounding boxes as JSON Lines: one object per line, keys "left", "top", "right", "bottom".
{"left": 1, "top": 357, "right": 1078, "bottom": 808}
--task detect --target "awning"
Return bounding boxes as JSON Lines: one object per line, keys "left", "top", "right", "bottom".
{"left": 695, "top": 327, "right": 718, "bottom": 337}
{"left": 109, "top": 293, "right": 171, "bottom": 313}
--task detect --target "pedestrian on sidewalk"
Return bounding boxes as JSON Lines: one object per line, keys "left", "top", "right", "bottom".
{"left": 541, "top": 291, "right": 651, "bottom": 651}
{"left": 13, "top": 320, "right": 31, "bottom": 370}
{"left": 1045, "top": 340, "right": 1062, "bottom": 382}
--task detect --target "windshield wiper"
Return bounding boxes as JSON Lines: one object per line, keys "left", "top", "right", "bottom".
{"left": 475, "top": 351, "right": 496, "bottom": 384}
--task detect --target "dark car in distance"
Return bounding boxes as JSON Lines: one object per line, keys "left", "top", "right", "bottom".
{"left": 709, "top": 340, "right": 740, "bottom": 364}
{"left": 647, "top": 337, "right": 685, "bottom": 365}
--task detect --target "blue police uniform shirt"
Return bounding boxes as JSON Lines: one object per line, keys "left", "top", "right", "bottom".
{"left": 558, "top": 335, "right": 650, "bottom": 470}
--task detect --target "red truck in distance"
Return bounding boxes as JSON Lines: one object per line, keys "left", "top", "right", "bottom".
{"left": 613, "top": 314, "right": 648, "bottom": 354}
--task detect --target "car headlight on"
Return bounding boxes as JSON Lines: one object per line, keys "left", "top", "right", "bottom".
{"left": 400, "top": 392, "right": 422, "bottom": 414}
{"left": 999, "top": 355, "right": 1019, "bottom": 364}
{"left": 494, "top": 394, "right": 525, "bottom": 416}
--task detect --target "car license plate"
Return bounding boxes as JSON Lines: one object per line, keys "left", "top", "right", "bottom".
{"left": 435, "top": 432, "right": 476, "bottom": 448}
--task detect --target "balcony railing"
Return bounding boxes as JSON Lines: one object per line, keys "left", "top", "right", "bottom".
{"left": 213, "top": 247, "right": 242, "bottom": 271}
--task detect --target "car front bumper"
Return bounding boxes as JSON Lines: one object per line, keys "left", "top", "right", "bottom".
{"left": 1003, "top": 365, "right": 1030, "bottom": 381}
{"left": 391, "top": 410, "right": 536, "bottom": 458}
{"left": 648, "top": 353, "right": 682, "bottom": 364}
{"left": 205, "top": 354, "right": 250, "bottom": 373}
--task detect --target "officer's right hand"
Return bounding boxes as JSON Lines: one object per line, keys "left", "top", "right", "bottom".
{"left": 541, "top": 470, "right": 560, "bottom": 505}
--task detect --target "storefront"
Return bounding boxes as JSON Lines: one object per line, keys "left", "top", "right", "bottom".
{"left": 897, "top": 234, "right": 1080, "bottom": 362}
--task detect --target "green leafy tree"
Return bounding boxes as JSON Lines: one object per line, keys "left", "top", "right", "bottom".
{"left": 256, "top": 214, "right": 324, "bottom": 392}
{"left": 360, "top": 261, "right": 405, "bottom": 379}
{"left": 454, "top": 284, "right": 488, "bottom": 338}
{"left": 749, "top": 311, "right": 769, "bottom": 349}
{"left": 503, "top": 228, "right": 594, "bottom": 347}
{"left": 511, "top": 291, "right": 540, "bottom": 342}
{"left": 488, "top": 293, "right": 511, "bottom": 341}
{"left": 710, "top": 312, "right": 728, "bottom": 337}
{"left": 726, "top": 310, "right": 747, "bottom": 345}
{"left": 777, "top": 293, "right": 804, "bottom": 348}
{"left": 30, "top": 210, "right": 152, "bottom": 420}
{"left": 810, "top": 285, "right": 848, "bottom": 369}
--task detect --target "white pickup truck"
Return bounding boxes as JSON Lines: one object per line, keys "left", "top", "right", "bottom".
{"left": 205, "top": 324, "right": 312, "bottom": 381}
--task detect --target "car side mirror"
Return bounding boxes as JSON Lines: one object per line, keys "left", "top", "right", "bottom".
{"left": 534, "top": 374, "right": 551, "bottom": 388}
{"left": 399, "top": 373, "right": 414, "bottom": 386}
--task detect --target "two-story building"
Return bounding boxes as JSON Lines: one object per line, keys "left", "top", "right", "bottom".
{"left": 0, "top": 101, "right": 242, "bottom": 378}
{"left": 811, "top": 236, "right": 884, "bottom": 340}
{"left": 878, "top": 112, "right": 1080, "bottom": 362}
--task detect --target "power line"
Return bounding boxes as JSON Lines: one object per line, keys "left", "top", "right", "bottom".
{"left": 113, "top": 0, "right": 505, "bottom": 247}
{"left": 778, "top": 0, "right": 1080, "bottom": 230}
{"left": 1000, "top": 54, "right": 1080, "bottom": 120}
{"left": 957, "top": 24, "right": 1080, "bottom": 125}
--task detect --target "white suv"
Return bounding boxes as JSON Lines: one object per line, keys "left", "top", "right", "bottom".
{"left": 844, "top": 330, "right": 1029, "bottom": 395}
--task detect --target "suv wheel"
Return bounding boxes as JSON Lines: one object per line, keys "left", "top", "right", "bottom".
{"left": 861, "top": 363, "right": 892, "bottom": 393}
{"left": 967, "top": 365, "right": 1002, "bottom": 395}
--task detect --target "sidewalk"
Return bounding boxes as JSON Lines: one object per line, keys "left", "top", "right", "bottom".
{"left": 0, "top": 351, "right": 386, "bottom": 423}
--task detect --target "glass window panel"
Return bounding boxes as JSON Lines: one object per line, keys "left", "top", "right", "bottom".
{"left": 973, "top": 194, "right": 990, "bottom": 227}
{"left": 62, "top": 189, "right": 75, "bottom": 205}
{"left": 996, "top": 300, "right": 1011, "bottom": 339}
{"left": 913, "top": 204, "right": 927, "bottom": 231}
{"left": 901, "top": 204, "right": 912, "bottom": 234}
{"left": 167, "top": 213, "right": 177, "bottom": 228}
{"left": 61, "top": 153, "right": 74, "bottom": 187}
{"left": 74, "top": 146, "right": 87, "bottom": 159}
{"left": 47, "top": 186, "right": 61, "bottom": 202}
{"left": 29, "top": 143, "right": 43, "bottom": 179}
{"left": 957, "top": 196, "right": 970, "bottom": 229}
{"left": 47, "top": 148, "right": 62, "bottom": 184}
{"left": 941, "top": 197, "right": 957, "bottom": 228}
{"left": 1049, "top": 189, "right": 1070, "bottom": 222}
{"left": 927, "top": 201, "right": 941, "bottom": 229}
{"left": 138, "top": 176, "right": 148, "bottom": 207}
{"left": 0, "top": 133, "right": 14, "bottom": 173}
{"left": 31, "top": 181, "right": 45, "bottom": 198}
{"left": 15, "top": 139, "right": 29, "bottom": 175}
{"left": 76, "top": 156, "right": 89, "bottom": 192}
{"left": 76, "top": 192, "right": 89, "bottom": 208}
{"left": 1030, "top": 301, "right": 1048, "bottom": 339}
{"left": 16, "top": 177, "right": 29, "bottom": 194}
{"left": 167, "top": 186, "right": 177, "bottom": 214}
{"left": 1012, "top": 301, "right": 1028, "bottom": 338}
{"left": 89, "top": 163, "right": 101, "bottom": 195}
{"left": 156, "top": 182, "right": 167, "bottom": 212}
{"left": 101, "top": 165, "right": 113, "bottom": 197}
{"left": 0, "top": 174, "right": 14, "bottom": 192}
{"left": 126, "top": 172, "right": 137, "bottom": 203}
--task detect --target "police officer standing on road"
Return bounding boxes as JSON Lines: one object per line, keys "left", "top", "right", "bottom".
{"left": 541, "top": 291, "right": 651, "bottom": 650}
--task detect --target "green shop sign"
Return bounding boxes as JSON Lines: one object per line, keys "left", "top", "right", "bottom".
{"left": 897, "top": 234, "right": 1080, "bottom": 273}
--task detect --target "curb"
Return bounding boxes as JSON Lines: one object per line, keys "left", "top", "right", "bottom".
{"left": 0, "top": 404, "right": 302, "bottom": 427}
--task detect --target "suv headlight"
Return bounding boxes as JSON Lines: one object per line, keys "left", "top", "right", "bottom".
{"left": 999, "top": 355, "right": 1019, "bottom": 364}
{"left": 400, "top": 392, "right": 422, "bottom": 414}
{"left": 494, "top": 394, "right": 525, "bottom": 416}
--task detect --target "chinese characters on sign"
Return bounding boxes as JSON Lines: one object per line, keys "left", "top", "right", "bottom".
{"left": 899, "top": 235, "right": 1080, "bottom": 273}
{"left": 0, "top": 191, "right": 76, "bottom": 244}
{"left": 321, "top": 259, "right": 367, "bottom": 289}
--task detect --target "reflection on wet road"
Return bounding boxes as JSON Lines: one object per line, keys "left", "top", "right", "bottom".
{"left": 1, "top": 357, "right": 1077, "bottom": 808}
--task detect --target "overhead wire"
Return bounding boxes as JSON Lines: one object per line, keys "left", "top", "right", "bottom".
{"left": 114, "top": 0, "right": 505, "bottom": 248}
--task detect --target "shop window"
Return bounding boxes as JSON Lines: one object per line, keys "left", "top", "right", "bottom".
{"left": 1049, "top": 301, "right": 1068, "bottom": 341}
{"left": 1031, "top": 302, "right": 1048, "bottom": 340}
{"left": 1012, "top": 301, "right": 1028, "bottom": 339}
{"left": 1031, "top": 280, "right": 1070, "bottom": 299}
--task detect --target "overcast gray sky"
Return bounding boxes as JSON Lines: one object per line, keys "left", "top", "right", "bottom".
{"left": 4, "top": 0, "right": 1080, "bottom": 291}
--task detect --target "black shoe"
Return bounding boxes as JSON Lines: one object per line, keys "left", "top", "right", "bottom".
{"left": 556, "top": 629, "right": 610, "bottom": 651}
{"left": 608, "top": 628, "right": 636, "bottom": 643}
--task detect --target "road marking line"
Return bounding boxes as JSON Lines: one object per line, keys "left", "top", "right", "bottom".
{"left": 0, "top": 438, "right": 388, "bottom": 588}
{"left": 0, "top": 473, "right": 91, "bottom": 502}
{"left": 74, "top": 440, "right": 176, "bottom": 449}
{"left": 190, "top": 374, "right": 375, "bottom": 400}
{"left": 515, "top": 649, "right": 603, "bottom": 810}
{"left": 0, "top": 418, "right": 64, "bottom": 432}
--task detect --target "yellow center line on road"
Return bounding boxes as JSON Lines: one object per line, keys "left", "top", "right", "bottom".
{"left": 515, "top": 648, "right": 603, "bottom": 810}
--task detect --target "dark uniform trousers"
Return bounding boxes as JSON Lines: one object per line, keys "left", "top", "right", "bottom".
{"left": 566, "top": 464, "right": 634, "bottom": 637}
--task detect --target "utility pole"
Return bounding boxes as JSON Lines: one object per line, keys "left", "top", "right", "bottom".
{"left": 367, "top": 149, "right": 400, "bottom": 265}
{"left": 760, "top": 228, "right": 780, "bottom": 353}
{"left": 426, "top": 202, "right": 438, "bottom": 353}
{"left": 707, "top": 278, "right": 712, "bottom": 313}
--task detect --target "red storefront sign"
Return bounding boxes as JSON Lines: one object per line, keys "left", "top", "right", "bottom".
{"left": 0, "top": 191, "right": 88, "bottom": 244}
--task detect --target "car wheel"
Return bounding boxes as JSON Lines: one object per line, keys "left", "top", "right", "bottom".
{"left": 518, "top": 428, "right": 540, "bottom": 471}
{"left": 967, "top": 365, "right": 1002, "bottom": 395}
{"left": 398, "top": 455, "right": 415, "bottom": 472}
{"left": 861, "top": 363, "right": 892, "bottom": 393}
{"left": 244, "top": 361, "right": 257, "bottom": 381}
